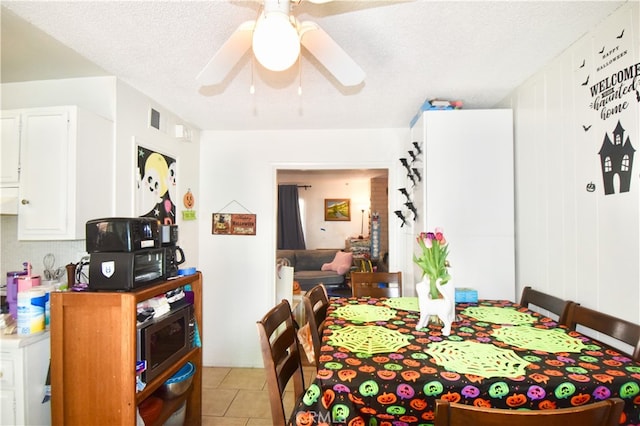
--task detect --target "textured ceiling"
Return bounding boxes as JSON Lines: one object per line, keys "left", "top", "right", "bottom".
{"left": 1, "top": 1, "right": 625, "bottom": 131}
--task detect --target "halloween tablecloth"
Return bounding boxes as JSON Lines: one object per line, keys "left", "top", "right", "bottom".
{"left": 288, "top": 297, "right": 640, "bottom": 426}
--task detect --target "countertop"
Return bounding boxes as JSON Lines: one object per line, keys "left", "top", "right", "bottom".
{"left": 0, "top": 329, "right": 50, "bottom": 349}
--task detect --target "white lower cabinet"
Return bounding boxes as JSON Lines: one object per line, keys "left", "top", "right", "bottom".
{"left": 0, "top": 332, "right": 51, "bottom": 425}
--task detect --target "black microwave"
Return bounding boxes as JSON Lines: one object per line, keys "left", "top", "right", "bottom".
{"left": 88, "top": 249, "right": 165, "bottom": 291}
{"left": 137, "top": 303, "right": 196, "bottom": 383}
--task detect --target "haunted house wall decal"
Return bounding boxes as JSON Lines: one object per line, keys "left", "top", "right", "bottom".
{"left": 598, "top": 120, "right": 635, "bottom": 195}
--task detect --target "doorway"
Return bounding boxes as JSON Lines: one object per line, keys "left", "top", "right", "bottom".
{"left": 276, "top": 168, "right": 389, "bottom": 263}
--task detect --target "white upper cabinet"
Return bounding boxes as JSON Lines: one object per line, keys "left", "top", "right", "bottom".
{"left": 0, "top": 111, "right": 21, "bottom": 214}
{"left": 1, "top": 111, "right": 21, "bottom": 186}
{"left": 12, "top": 106, "right": 114, "bottom": 240}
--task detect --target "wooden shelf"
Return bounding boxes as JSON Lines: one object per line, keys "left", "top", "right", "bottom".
{"left": 146, "top": 387, "right": 191, "bottom": 426}
{"left": 136, "top": 347, "right": 200, "bottom": 403}
{"left": 50, "top": 272, "right": 203, "bottom": 425}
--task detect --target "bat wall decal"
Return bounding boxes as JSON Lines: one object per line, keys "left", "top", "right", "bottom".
{"left": 405, "top": 202, "right": 418, "bottom": 221}
{"left": 412, "top": 141, "right": 422, "bottom": 155}
{"left": 398, "top": 188, "right": 411, "bottom": 202}
{"left": 399, "top": 158, "right": 412, "bottom": 174}
{"left": 394, "top": 210, "right": 407, "bottom": 227}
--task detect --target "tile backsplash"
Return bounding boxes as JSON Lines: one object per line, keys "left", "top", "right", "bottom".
{"left": 1, "top": 215, "right": 86, "bottom": 286}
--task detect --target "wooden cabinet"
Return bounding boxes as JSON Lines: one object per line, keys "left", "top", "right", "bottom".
{"left": 403, "top": 109, "right": 515, "bottom": 301}
{"left": 1, "top": 106, "right": 114, "bottom": 239}
{"left": 0, "top": 332, "right": 51, "bottom": 425}
{"left": 50, "top": 272, "right": 203, "bottom": 426}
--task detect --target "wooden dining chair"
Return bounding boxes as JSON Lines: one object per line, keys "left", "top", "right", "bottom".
{"left": 303, "top": 284, "right": 330, "bottom": 367}
{"left": 519, "top": 286, "right": 573, "bottom": 325}
{"left": 565, "top": 303, "right": 640, "bottom": 361}
{"left": 351, "top": 271, "right": 402, "bottom": 298}
{"left": 435, "top": 398, "right": 624, "bottom": 426}
{"left": 256, "top": 299, "right": 305, "bottom": 425}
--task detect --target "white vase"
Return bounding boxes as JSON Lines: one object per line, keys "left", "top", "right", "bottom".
{"left": 416, "top": 278, "right": 455, "bottom": 335}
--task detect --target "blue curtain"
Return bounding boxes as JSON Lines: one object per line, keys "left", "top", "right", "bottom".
{"left": 277, "top": 185, "right": 306, "bottom": 249}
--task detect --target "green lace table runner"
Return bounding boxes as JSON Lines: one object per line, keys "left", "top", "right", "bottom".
{"left": 332, "top": 304, "right": 398, "bottom": 322}
{"left": 327, "top": 325, "right": 412, "bottom": 355}
{"left": 492, "top": 326, "right": 587, "bottom": 353}
{"left": 383, "top": 297, "right": 419, "bottom": 312}
{"left": 461, "top": 306, "right": 537, "bottom": 325}
{"left": 424, "top": 340, "right": 530, "bottom": 378}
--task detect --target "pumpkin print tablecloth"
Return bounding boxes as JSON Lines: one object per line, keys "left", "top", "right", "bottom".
{"left": 289, "top": 297, "right": 640, "bottom": 426}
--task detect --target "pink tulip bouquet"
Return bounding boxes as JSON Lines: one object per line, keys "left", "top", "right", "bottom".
{"left": 413, "top": 228, "right": 451, "bottom": 299}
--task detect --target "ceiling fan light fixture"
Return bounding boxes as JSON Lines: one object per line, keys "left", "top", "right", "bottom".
{"left": 252, "top": 12, "right": 300, "bottom": 72}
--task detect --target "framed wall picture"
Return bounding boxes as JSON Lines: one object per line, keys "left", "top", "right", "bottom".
{"left": 324, "top": 198, "right": 351, "bottom": 221}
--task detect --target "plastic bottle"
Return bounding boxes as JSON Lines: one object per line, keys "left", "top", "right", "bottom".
{"left": 17, "top": 288, "right": 46, "bottom": 335}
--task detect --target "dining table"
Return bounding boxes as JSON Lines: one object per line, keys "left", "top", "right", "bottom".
{"left": 288, "top": 296, "right": 640, "bottom": 426}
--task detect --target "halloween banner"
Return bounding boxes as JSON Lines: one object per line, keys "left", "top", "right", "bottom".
{"left": 581, "top": 18, "right": 638, "bottom": 196}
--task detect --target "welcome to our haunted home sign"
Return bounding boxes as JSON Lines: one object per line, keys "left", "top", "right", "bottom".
{"left": 582, "top": 23, "right": 638, "bottom": 196}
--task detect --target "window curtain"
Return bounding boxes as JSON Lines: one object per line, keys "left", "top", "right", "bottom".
{"left": 277, "top": 185, "right": 306, "bottom": 249}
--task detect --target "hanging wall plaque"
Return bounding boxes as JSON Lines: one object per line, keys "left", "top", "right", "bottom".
{"left": 212, "top": 213, "right": 256, "bottom": 235}
{"left": 212, "top": 200, "right": 256, "bottom": 235}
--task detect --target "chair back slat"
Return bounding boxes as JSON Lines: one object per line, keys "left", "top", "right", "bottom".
{"left": 257, "top": 299, "right": 305, "bottom": 425}
{"left": 519, "top": 286, "right": 572, "bottom": 325}
{"left": 565, "top": 303, "right": 640, "bottom": 361}
{"left": 435, "top": 398, "right": 624, "bottom": 426}
{"left": 351, "top": 271, "right": 402, "bottom": 298}
{"left": 303, "top": 284, "right": 330, "bottom": 367}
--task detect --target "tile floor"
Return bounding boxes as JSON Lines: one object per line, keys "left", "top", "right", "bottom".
{"left": 201, "top": 365, "right": 316, "bottom": 425}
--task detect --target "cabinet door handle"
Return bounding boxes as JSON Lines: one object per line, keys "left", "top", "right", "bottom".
{"left": 21, "top": 199, "right": 29, "bottom": 205}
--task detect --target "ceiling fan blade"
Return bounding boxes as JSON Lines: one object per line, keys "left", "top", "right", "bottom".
{"left": 299, "top": 21, "right": 365, "bottom": 87}
{"left": 196, "top": 21, "right": 255, "bottom": 86}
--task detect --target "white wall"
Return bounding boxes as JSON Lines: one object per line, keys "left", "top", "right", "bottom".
{"left": 500, "top": 2, "right": 639, "bottom": 325}
{"left": 0, "top": 76, "right": 116, "bottom": 117}
{"left": 198, "top": 128, "right": 405, "bottom": 367}
{"left": 113, "top": 80, "right": 201, "bottom": 264}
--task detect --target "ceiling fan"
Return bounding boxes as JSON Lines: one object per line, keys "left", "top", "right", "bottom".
{"left": 196, "top": 0, "right": 366, "bottom": 87}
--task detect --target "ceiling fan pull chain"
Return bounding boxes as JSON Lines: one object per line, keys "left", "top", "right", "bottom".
{"left": 250, "top": 56, "right": 256, "bottom": 95}
{"left": 298, "top": 54, "right": 302, "bottom": 96}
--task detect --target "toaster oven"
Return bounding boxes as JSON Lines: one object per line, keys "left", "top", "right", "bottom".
{"left": 88, "top": 248, "right": 165, "bottom": 291}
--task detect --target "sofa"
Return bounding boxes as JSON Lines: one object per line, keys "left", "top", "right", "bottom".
{"left": 276, "top": 249, "right": 352, "bottom": 292}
